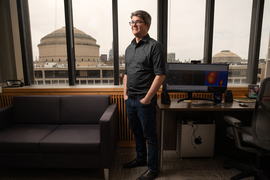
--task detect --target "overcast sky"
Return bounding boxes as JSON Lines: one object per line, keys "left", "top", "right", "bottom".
{"left": 28, "top": 0, "right": 270, "bottom": 62}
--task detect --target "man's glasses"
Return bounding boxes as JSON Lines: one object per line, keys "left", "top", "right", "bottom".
{"left": 129, "top": 20, "right": 146, "bottom": 26}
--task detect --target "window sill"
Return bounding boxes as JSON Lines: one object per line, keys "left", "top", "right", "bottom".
{"left": 1, "top": 85, "right": 248, "bottom": 97}
{"left": 1, "top": 85, "right": 124, "bottom": 94}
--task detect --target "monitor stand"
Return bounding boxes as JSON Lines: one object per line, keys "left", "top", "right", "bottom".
{"left": 177, "top": 92, "right": 214, "bottom": 103}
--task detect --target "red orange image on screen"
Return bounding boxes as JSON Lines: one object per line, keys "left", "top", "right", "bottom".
{"left": 219, "top": 79, "right": 223, "bottom": 85}
{"left": 206, "top": 71, "right": 217, "bottom": 84}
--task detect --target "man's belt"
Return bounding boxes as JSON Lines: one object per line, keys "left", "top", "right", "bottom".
{"left": 128, "top": 93, "right": 146, "bottom": 99}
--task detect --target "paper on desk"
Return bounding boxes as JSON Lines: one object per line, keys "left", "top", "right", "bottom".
{"left": 233, "top": 98, "right": 255, "bottom": 103}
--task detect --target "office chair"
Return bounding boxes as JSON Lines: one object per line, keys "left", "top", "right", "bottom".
{"left": 223, "top": 77, "right": 270, "bottom": 180}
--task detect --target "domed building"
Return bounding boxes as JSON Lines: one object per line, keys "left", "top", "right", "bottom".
{"left": 37, "top": 27, "right": 100, "bottom": 67}
{"left": 212, "top": 50, "right": 242, "bottom": 64}
{"left": 33, "top": 27, "right": 126, "bottom": 86}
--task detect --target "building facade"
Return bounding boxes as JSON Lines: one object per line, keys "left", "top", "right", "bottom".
{"left": 33, "top": 27, "right": 127, "bottom": 85}
{"left": 36, "top": 27, "right": 101, "bottom": 68}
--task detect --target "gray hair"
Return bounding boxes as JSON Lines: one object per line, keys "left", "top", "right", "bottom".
{"left": 130, "top": 10, "right": 151, "bottom": 30}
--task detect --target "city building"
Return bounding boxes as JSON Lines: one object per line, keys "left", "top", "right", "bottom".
{"left": 34, "top": 66, "right": 125, "bottom": 85}
{"left": 212, "top": 50, "right": 242, "bottom": 64}
{"left": 36, "top": 27, "right": 101, "bottom": 68}
{"left": 108, "top": 48, "right": 113, "bottom": 61}
{"left": 167, "top": 52, "right": 176, "bottom": 62}
{"left": 34, "top": 27, "right": 124, "bottom": 85}
{"left": 212, "top": 50, "right": 266, "bottom": 84}
{"left": 100, "top": 54, "right": 107, "bottom": 62}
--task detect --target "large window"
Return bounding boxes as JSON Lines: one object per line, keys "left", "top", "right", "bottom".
{"left": 29, "top": 0, "right": 68, "bottom": 86}
{"left": 10, "top": 0, "right": 269, "bottom": 88}
{"left": 73, "top": 0, "right": 113, "bottom": 85}
{"left": 168, "top": 0, "right": 206, "bottom": 62}
{"left": 213, "top": 0, "right": 253, "bottom": 86}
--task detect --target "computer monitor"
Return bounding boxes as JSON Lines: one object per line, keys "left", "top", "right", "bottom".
{"left": 164, "top": 63, "right": 229, "bottom": 102}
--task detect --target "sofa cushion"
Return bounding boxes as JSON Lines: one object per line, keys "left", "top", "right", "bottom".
{"left": 12, "top": 95, "right": 61, "bottom": 124}
{"left": 0, "top": 124, "right": 58, "bottom": 153}
{"left": 40, "top": 124, "right": 100, "bottom": 153}
{"left": 60, "top": 95, "right": 110, "bottom": 124}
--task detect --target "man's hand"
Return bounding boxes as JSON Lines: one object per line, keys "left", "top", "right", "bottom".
{"left": 140, "top": 98, "right": 151, "bottom": 105}
{"left": 124, "top": 94, "right": 129, "bottom": 101}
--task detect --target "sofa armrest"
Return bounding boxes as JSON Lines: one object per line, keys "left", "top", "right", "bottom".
{"left": 0, "top": 105, "right": 13, "bottom": 130}
{"left": 100, "top": 103, "right": 118, "bottom": 168}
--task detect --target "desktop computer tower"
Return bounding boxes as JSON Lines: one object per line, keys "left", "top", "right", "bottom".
{"left": 176, "top": 119, "right": 216, "bottom": 158}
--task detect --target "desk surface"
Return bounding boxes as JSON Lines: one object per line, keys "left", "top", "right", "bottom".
{"left": 157, "top": 99, "right": 255, "bottom": 111}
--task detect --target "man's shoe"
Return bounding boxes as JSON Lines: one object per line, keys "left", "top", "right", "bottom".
{"left": 123, "top": 158, "right": 147, "bottom": 168}
{"left": 136, "top": 169, "right": 159, "bottom": 180}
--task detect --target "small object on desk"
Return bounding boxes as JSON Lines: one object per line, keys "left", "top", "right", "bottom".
{"left": 225, "top": 90, "right": 233, "bottom": 102}
{"left": 239, "top": 103, "right": 248, "bottom": 107}
{"left": 6, "top": 80, "right": 24, "bottom": 87}
{"left": 214, "top": 92, "right": 222, "bottom": 103}
{"left": 183, "top": 100, "right": 198, "bottom": 103}
{"left": 233, "top": 98, "right": 255, "bottom": 103}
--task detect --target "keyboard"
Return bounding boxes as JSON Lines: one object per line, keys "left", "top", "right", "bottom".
{"left": 192, "top": 103, "right": 229, "bottom": 107}
{"left": 192, "top": 103, "right": 215, "bottom": 107}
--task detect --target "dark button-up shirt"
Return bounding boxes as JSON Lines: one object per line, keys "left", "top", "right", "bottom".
{"left": 124, "top": 34, "right": 166, "bottom": 95}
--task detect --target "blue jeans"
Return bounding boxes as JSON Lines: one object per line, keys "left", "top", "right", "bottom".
{"left": 125, "top": 94, "right": 159, "bottom": 172}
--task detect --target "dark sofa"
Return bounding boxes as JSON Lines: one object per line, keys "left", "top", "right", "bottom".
{"left": 0, "top": 95, "right": 118, "bottom": 180}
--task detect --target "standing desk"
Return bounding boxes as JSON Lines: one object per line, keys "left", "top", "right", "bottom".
{"left": 157, "top": 99, "right": 255, "bottom": 172}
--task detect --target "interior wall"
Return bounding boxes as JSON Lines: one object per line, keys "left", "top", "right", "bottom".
{"left": 10, "top": 0, "right": 23, "bottom": 82}
{"left": 0, "top": 0, "right": 23, "bottom": 85}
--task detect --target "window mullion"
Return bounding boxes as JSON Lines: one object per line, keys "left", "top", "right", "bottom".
{"left": 64, "top": 0, "right": 76, "bottom": 85}
{"left": 113, "top": 0, "right": 119, "bottom": 85}
{"left": 16, "top": 0, "right": 34, "bottom": 85}
{"left": 248, "top": 0, "right": 265, "bottom": 84}
{"left": 203, "top": 0, "right": 215, "bottom": 64}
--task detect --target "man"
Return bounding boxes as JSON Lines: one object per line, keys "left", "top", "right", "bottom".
{"left": 123, "top": 10, "right": 166, "bottom": 180}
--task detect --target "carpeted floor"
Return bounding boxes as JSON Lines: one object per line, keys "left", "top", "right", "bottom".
{"left": 0, "top": 148, "right": 256, "bottom": 180}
